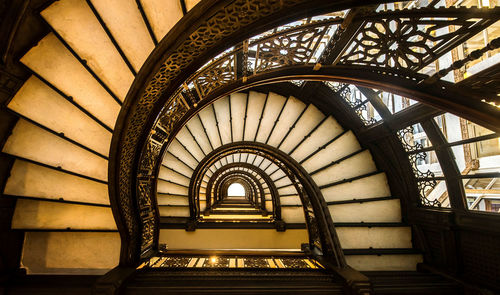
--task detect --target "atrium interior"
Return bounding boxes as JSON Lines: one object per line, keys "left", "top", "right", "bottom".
{"left": 0, "top": 0, "right": 499, "bottom": 294}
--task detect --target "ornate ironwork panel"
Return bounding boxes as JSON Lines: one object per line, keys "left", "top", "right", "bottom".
{"left": 110, "top": 0, "right": 500, "bottom": 266}
{"left": 193, "top": 53, "right": 236, "bottom": 98}
{"left": 253, "top": 22, "right": 332, "bottom": 73}
{"left": 397, "top": 126, "right": 424, "bottom": 152}
{"left": 339, "top": 8, "right": 500, "bottom": 71}
{"left": 417, "top": 179, "right": 440, "bottom": 207}
{"left": 136, "top": 96, "right": 188, "bottom": 254}
{"left": 396, "top": 127, "right": 445, "bottom": 207}
{"left": 203, "top": 257, "right": 231, "bottom": 268}
{"left": 139, "top": 255, "right": 322, "bottom": 269}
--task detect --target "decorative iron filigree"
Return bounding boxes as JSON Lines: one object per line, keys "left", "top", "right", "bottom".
{"left": 407, "top": 151, "right": 443, "bottom": 208}
{"left": 354, "top": 103, "right": 378, "bottom": 126}
{"left": 417, "top": 179, "right": 441, "bottom": 207}
{"left": 138, "top": 139, "right": 162, "bottom": 177}
{"left": 164, "top": 257, "right": 192, "bottom": 267}
{"left": 397, "top": 126, "right": 424, "bottom": 152}
{"left": 157, "top": 95, "right": 188, "bottom": 134}
{"left": 254, "top": 24, "right": 330, "bottom": 73}
{"left": 115, "top": 1, "right": 313, "bottom": 264}
{"left": 324, "top": 81, "right": 345, "bottom": 93}
{"left": 136, "top": 96, "right": 188, "bottom": 253}
{"left": 289, "top": 80, "right": 305, "bottom": 87}
{"left": 280, "top": 257, "right": 311, "bottom": 268}
{"left": 203, "top": 257, "right": 230, "bottom": 268}
{"left": 141, "top": 217, "right": 155, "bottom": 251}
{"left": 194, "top": 54, "right": 236, "bottom": 97}
{"left": 408, "top": 153, "right": 436, "bottom": 179}
{"left": 137, "top": 179, "right": 152, "bottom": 212}
{"left": 296, "top": 184, "right": 321, "bottom": 250}
{"left": 333, "top": 83, "right": 366, "bottom": 109}
{"left": 339, "top": 10, "right": 497, "bottom": 70}
{"left": 114, "top": 2, "right": 500, "bottom": 266}
{"left": 239, "top": 258, "right": 269, "bottom": 268}
{"left": 141, "top": 255, "right": 322, "bottom": 269}
{"left": 396, "top": 125, "right": 442, "bottom": 207}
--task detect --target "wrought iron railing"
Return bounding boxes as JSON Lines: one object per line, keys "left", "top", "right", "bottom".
{"left": 132, "top": 6, "right": 500, "bottom": 260}
{"left": 138, "top": 254, "right": 323, "bottom": 269}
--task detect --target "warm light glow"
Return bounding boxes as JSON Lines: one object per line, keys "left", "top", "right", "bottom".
{"left": 210, "top": 257, "right": 217, "bottom": 263}
{"left": 227, "top": 183, "right": 245, "bottom": 196}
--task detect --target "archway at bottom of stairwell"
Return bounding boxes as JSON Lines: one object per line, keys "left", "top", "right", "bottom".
{"left": 184, "top": 142, "right": 346, "bottom": 267}
{"left": 227, "top": 182, "right": 246, "bottom": 197}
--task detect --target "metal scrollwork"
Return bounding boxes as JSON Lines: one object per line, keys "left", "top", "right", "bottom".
{"left": 339, "top": 9, "right": 498, "bottom": 70}
{"left": 406, "top": 146, "right": 442, "bottom": 207}
{"left": 332, "top": 83, "right": 365, "bottom": 109}
{"left": 354, "top": 103, "right": 377, "bottom": 126}
{"left": 417, "top": 179, "right": 440, "bottom": 207}
{"left": 254, "top": 23, "right": 330, "bottom": 73}
{"left": 112, "top": 1, "right": 500, "bottom": 265}
{"left": 396, "top": 127, "right": 442, "bottom": 207}
{"left": 324, "top": 81, "right": 345, "bottom": 93}
{"left": 397, "top": 126, "right": 423, "bottom": 152}
{"left": 136, "top": 96, "right": 188, "bottom": 254}
{"left": 297, "top": 185, "right": 322, "bottom": 250}
{"left": 408, "top": 152, "right": 436, "bottom": 179}
{"left": 115, "top": 1, "right": 312, "bottom": 264}
{"left": 194, "top": 53, "right": 236, "bottom": 97}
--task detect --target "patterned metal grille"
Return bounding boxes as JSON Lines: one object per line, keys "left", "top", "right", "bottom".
{"left": 138, "top": 255, "right": 322, "bottom": 269}
{"left": 117, "top": 2, "right": 500, "bottom": 263}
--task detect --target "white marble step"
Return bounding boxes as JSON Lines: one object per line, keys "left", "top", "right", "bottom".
{"left": 8, "top": 76, "right": 112, "bottom": 157}
{"left": 3, "top": 119, "right": 107, "bottom": 182}
{"left": 41, "top": 0, "right": 134, "bottom": 100}
{"left": 21, "top": 33, "right": 120, "bottom": 129}
{"left": 345, "top": 254, "right": 422, "bottom": 271}
{"left": 22, "top": 231, "right": 120, "bottom": 274}
{"left": 89, "top": 0, "right": 155, "bottom": 72}
{"left": 4, "top": 160, "right": 109, "bottom": 205}
{"left": 12, "top": 199, "right": 116, "bottom": 230}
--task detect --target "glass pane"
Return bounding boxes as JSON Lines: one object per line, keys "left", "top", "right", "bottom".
{"left": 452, "top": 138, "right": 500, "bottom": 174}
{"left": 435, "top": 113, "right": 496, "bottom": 143}
{"left": 464, "top": 177, "right": 500, "bottom": 213}
{"left": 379, "top": 92, "right": 418, "bottom": 114}
{"left": 409, "top": 150, "right": 444, "bottom": 178}
{"left": 461, "top": 19, "right": 500, "bottom": 75}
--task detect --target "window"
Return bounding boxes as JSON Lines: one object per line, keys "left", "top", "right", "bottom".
{"left": 227, "top": 183, "right": 245, "bottom": 197}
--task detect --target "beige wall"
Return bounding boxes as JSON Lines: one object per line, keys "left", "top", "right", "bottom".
{"left": 21, "top": 232, "right": 120, "bottom": 274}
{"left": 160, "top": 228, "right": 307, "bottom": 250}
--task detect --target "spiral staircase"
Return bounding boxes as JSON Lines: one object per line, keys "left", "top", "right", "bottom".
{"left": 158, "top": 90, "right": 421, "bottom": 271}
{"left": 2, "top": 0, "right": 419, "bottom": 274}
{"left": 2, "top": 0, "right": 492, "bottom": 294}
{"left": 2, "top": 0, "right": 198, "bottom": 274}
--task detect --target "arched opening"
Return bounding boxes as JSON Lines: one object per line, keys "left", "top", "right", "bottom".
{"left": 227, "top": 182, "right": 245, "bottom": 197}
